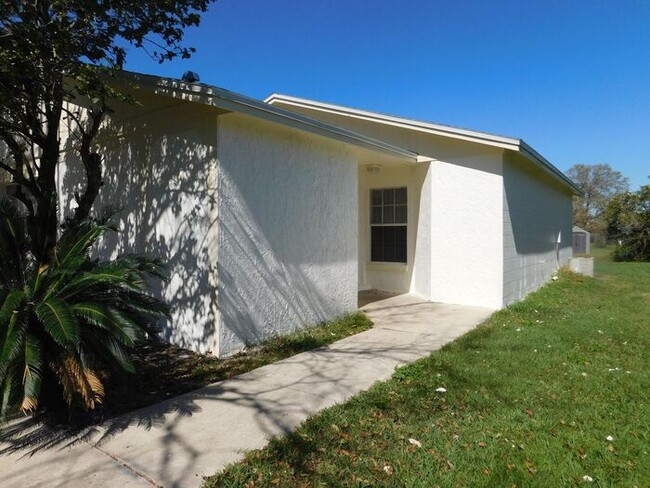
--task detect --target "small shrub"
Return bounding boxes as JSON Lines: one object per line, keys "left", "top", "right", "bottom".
{"left": 0, "top": 198, "right": 170, "bottom": 421}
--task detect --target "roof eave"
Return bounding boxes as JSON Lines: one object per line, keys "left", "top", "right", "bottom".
{"left": 109, "top": 71, "right": 420, "bottom": 163}
{"left": 267, "top": 93, "right": 583, "bottom": 196}
{"left": 265, "top": 93, "right": 521, "bottom": 151}
{"left": 518, "top": 141, "right": 583, "bottom": 196}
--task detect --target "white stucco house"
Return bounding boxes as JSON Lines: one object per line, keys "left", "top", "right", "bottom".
{"left": 51, "top": 71, "right": 580, "bottom": 357}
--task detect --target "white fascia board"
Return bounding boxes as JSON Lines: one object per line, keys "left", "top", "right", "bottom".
{"left": 265, "top": 94, "right": 521, "bottom": 151}
{"left": 110, "top": 71, "right": 420, "bottom": 163}
{"left": 266, "top": 94, "right": 582, "bottom": 195}
{"left": 519, "top": 141, "right": 583, "bottom": 195}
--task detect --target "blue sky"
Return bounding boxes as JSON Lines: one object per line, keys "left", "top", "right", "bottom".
{"left": 125, "top": 0, "right": 649, "bottom": 189}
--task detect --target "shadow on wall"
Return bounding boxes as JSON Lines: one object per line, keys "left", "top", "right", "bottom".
{"left": 504, "top": 156, "right": 573, "bottom": 256}
{"left": 503, "top": 153, "right": 573, "bottom": 302}
{"left": 215, "top": 115, "right": 358, "bottom": 356}
{"left": 216, "top": 200, "right": 349, "bottom": 352}
{"left": 59, "top": 99, "right": 358, "bottom": 356}
{"left": 59, "top": 100, "right": 219, "bottom": 353}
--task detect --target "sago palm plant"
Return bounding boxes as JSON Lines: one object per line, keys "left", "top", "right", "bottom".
{"left": 0, "top": 197, "right": 170, "bottom": 421}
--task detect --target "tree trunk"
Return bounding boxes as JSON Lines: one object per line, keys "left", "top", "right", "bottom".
{"left": 32, "top": 147, "right": 59, "bottom": 264}
{"left": 70, "top": 151, "right": 103, "bottom": 227}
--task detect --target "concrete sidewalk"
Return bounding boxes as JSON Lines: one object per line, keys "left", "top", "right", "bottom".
{"left": 0, "top": 296, "right": 492, "bottom": 488}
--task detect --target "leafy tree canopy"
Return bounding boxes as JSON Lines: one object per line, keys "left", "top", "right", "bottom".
{"left": 567, "top": 163, "right": 629, "bottom": 233}
{"left": 605, "top": 185, "right": 650, "bottom": 262}
{"left": 0, "top": 0, "right": 213, "bottom": 262}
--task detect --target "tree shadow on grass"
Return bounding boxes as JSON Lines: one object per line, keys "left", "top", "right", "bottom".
{"left": 0, "top": 332, "right": 433, "bottom": 486}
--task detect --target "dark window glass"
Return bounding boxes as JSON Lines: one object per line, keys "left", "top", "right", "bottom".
{"left": 383, "top": 206, "right": 395, "bottom": 224}
{"left": 370, "top": 187, "right": 407, "bottom": 263}
{"left": 395, "top": 204, "right": 407, "bottom": 223}
{"left": 383, "top": 188, "right": 395, "bottom": 204}
{"left": 371, "top": 206, "right": 383, "bottom": 224}
{"left": 371, "top": 189, "right": 382, "bottom": 206}
{"left": 371, "top": 226, "right": 407, "bottom": 263}
{"left": 395, "top": 187, "right": 407, "bottom": 205}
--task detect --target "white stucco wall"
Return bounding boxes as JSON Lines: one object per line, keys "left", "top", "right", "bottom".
{"left": 216, "top": 113, "right": 358, "bottom": 357}
{"left": 410, "top": 161, "right": 433, "bottom": 298}
{"left": 429, "top": 154, "right": 504, "bottom": 309}
{"left": 58, "top": 95, "right": 220, "bottom": 354}
{"left": 272, "top": 104, "right": 505, "bottom": 308}
{"left": 502, "top": 152, "right": 573, "bottom": 305}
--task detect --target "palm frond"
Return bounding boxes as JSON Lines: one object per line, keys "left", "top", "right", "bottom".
{"left": 111, "top": 290, "right": 171, "bottom": 318}
{"left": 0, "top": 292, "right": 27, "bottom": 379}
{"left": 1, "top": 211, "right": 169, "bottom": 418}
{"left": 72, "top": 303, "right": 143, "bottom": 346}
{"left": 52, "top": 356, "right": 104, "bottom": 410}
{"left": 54, "top": 220, "right": 114, "bottom": 269}
{"left": 112, "top": 254, "right": 169, "bottom": 282}
{"left": 57, "top": 268, "right": 143, "bottom": 300}
{"left": 83, "top": 331, "right": 136, "bottom": 374}
{"left": 35, "top": 298, "right": 80, "bottom": 348}
{"left": 20, "top": 333, "right": 42, "bottom": 414}
{"left": 1, "top": 364, "right": 20, "bottom": 420}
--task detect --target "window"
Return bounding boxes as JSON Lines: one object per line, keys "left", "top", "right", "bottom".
{"left": 370, "top": 187, "right": 407, "bottom": 263}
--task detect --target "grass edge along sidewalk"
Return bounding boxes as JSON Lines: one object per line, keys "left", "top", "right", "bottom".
{"left": 103, "top": 311, "right": 374, "bottom": 419}
{"left": 206, "top": 261, "right": 649, "bottom": 487}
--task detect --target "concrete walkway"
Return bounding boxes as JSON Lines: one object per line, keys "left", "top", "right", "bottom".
{"left": 0, "top": 295, "right": 492, "bottom": 488}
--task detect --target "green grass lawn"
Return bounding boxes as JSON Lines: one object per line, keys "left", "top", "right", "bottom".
{"left": 206, "top": 259, "right": 649, "bottom": 487}
{"left": 587, "top": 245, "right": 614, "bottom": 264}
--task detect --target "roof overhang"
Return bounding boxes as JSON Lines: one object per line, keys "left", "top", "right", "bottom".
{"left": 265, "top": 94, "right": 582, "bottom": 195}
{"left": 518, "top": 141, "right": 582, "bottom": 195}
{"left": 104, "top": 70, "right": 422, "bottom": 164}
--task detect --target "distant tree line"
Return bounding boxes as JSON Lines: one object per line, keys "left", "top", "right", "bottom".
{"left": 567, "top": 163, "right": 648, "bottom": 262}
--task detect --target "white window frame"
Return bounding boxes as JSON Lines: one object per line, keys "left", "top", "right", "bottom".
{"left": 369, "top": 187, "right": 407, "bottom": 264}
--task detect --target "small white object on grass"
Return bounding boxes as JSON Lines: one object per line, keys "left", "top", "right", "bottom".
{"left": 582, "top": 475, "right": 594, "bottom": 482}
{"left": 552, "top": 275, "right": 558, "bottom": 281}
{"left": 408, "top": 438, "right": 422, "bottom": 448}
{"left": 435, "top": 387, "right": 447, "bottom": 393}
{"left": 581, "top": 372, "right": 588, "bottom": 377}
{"left": 606, "top": 435, "right": 614, "bottom": 441}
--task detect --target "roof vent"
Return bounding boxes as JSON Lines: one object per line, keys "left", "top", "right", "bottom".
{"left": 181, "top": 70, "right": 200, "bottom": 83}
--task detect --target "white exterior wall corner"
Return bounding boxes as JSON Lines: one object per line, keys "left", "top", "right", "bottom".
{"left": 56, "top": 97, "right": 221, "bottom": 354}
{"left": 216, "top": 113, "right": 358, "bottom": 358}
{"left": 502, "top": 151, "right": 573, "bottom": 306}
{"left": 411, "top": 161, "right": 433, "bottom": 298}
